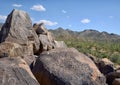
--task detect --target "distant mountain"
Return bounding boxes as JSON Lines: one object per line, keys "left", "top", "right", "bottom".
{"left": 49, "top": 27, "right": 120, "bottom": 43}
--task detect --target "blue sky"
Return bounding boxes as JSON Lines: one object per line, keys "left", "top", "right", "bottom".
{"left": 0, "top": 0, "right": 120, "bottom": 35}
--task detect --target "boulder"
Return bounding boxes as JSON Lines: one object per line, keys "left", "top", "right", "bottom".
{"left": 106, "top": 70, "right": 120, "bottom": 85}
{"left": 33, "top": 23, "right": 56, "bottom": 52}
{"left": 0, "top": 42, "right": 24, "bottom": 58}
{"left": 39, "top": 34, "right": 54, "bottom": 52}
{"left": 86, "top": 54, "right": 115, "bottom": 76}
{"left": 54, "top": 40, "right": 67, "bottom": 48}
{"left": 0, "top": 9, "right": 40, "bottom": 53}
{"left": 32, "top": 48, "right": 106, "bottom": 85}
{"left": 112, "top": 78, "right": 120, "bottom": 85}
{"left": 98, "top": 58, "right": 114, "bottom": 75}
{"left": 33, "top": 23, "right": 48, "bottom": 35}
{"left": 0, "top": 41, "right": 34, "bottom": 58}
{"left": 0, "top": 57, "right": 40, "bottom": 85}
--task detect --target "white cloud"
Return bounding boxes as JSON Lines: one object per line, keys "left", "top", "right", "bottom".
{"left": 62, "top": 10, "right": 67, "bottom": 13}
{"left": 12, "top": 4, "right": 22, "bottom": 7}
{"left": 0, "top": 15, "right": 7, "bottom": 21}
{"left": 31, "top": 5, "right": 46, "bottom": 11}
{"left": 81, "top": 18, "right": 90, "bottom": 24}
{"left": 37, "top": 20, "right": 58, "bottom": 26}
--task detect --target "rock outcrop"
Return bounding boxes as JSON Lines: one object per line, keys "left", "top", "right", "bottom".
{"left": 0, "top": 9, "right": 40, "bottom": 54}
{"left": 33, "top": 23, "right": 55, "bottom": 52}
{"left": 0, "top": 9, "right": 112, "bottom": 85}
{"left": 32, "top": 48, "right": 106, "bottom": 85}
{"left": 33, "top": 23, "right": 48, "bottom": 35}
{"left": 0, "top": 9, "right": 68, "bottom": 85}
{"left": 0, "top": 57, "right": 40, "bottom": 85}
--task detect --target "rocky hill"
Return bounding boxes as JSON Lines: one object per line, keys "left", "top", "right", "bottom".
{"left": 49, "top": 28, "right": 120, "bottom": 43}
{"left": 0, "top": 9, "right": 120, "bottom": 85}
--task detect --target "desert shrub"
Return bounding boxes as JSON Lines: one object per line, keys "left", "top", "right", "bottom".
{"left": 109, "top": 54, "right": 120, "bottom": 64}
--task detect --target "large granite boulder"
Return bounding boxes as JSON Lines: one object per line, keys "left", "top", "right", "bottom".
{"left": 0, "top": 9, "right": 40, "bottom": 53}
{"left": 32, "top": 48, "right": 106, "bottom": 85}
{"left": 0, "top": 57, "right": 40, "bottom": 85}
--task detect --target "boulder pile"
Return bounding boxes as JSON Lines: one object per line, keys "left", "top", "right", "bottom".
{"left": 0, "top": 9, "right": 118, "bottom": 85}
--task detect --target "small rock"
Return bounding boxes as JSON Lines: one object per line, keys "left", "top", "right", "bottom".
{"left": 33, "top": 23, "right": 48, "bottom": 35}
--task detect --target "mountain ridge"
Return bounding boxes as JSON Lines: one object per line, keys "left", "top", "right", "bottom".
{"left": 49, "top": 27, "right": 120, "bottom": 43}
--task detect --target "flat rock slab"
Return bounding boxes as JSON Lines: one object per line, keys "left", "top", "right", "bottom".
{"left": 0, "top": 57, "right": 40, "bottom": 85}
{"left": 32, "top": 48, "right": 106, "bottom": 85}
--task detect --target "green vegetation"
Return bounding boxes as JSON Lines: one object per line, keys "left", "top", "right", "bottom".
{"left": 56, "top": 38, "right": 120, "bottom": 64}
{"left": 50, "top": 28, "right": 120, "bottom": 64}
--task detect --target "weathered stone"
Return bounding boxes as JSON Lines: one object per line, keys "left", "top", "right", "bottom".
{"left": 112, "top": 78, "right": 120, "bottom": 85}
{"left": 0, "top": 41, "right": 34, "bottom": 58}
{"left": 32, "top": 48, "right": 106, "bottom": 85}
{"left": 0, "top": 57, "right": 40, "bottom": 85}
{"left": 33, "top": 23, "right": 48, "bottom": 35}
{"left": 86, "top": 54, "right": 115, "bottom": 75}
{"left": 106, "top": 70, "right": 120, "bottom": 85}
{"left": 54, "top": 40, "right": 67, "bottom": 48}
{"left": 98, "top": 58, "right": 114, "bottom": 75}
{"left": 22, "top": 54, "right": 38, "bottom": 66}
{"left": 39, "top": 34, "right": 54, "bottom": 51}
{"left": 0, "top": 9, "right": 40, "bottom": 53}
{"left": 0, "top": 42, "right": 24, "bottom": 57}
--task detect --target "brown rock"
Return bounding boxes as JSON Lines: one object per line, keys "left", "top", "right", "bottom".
{"left": 39, "top": 34, "right": 54, "bottom": 51}
{"left": 22, "top": 54, "right": 38, "bottom": 66}
{"left": 0, "top": 41, "right": 34, "bottom": 58}
{"left": 0, "top": 9, "right": 40, "bottom": 53}
{"left": 0, "top": 57, "right": 40, "bottom": 85}
{"left": 0, "top": 42, "right": 24, "bottom": 57}
{"left": 98, "top": 58, "right": 114, "bottom": 75}
{"left": 33, "top": 23, "right": 48, "bottom": 35}
{"left": 113, "top": 78, "right": 120, "bottom": 85}
{"left": 106, "top": 70, "right": 120, "bottom": 85}
{"left": 32, "top": 48, "right": 106, "bottom": 85}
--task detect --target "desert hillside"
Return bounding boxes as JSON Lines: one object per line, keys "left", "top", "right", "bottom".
{"left": 49, "top": 28, "right": 120, "bottom": 65}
